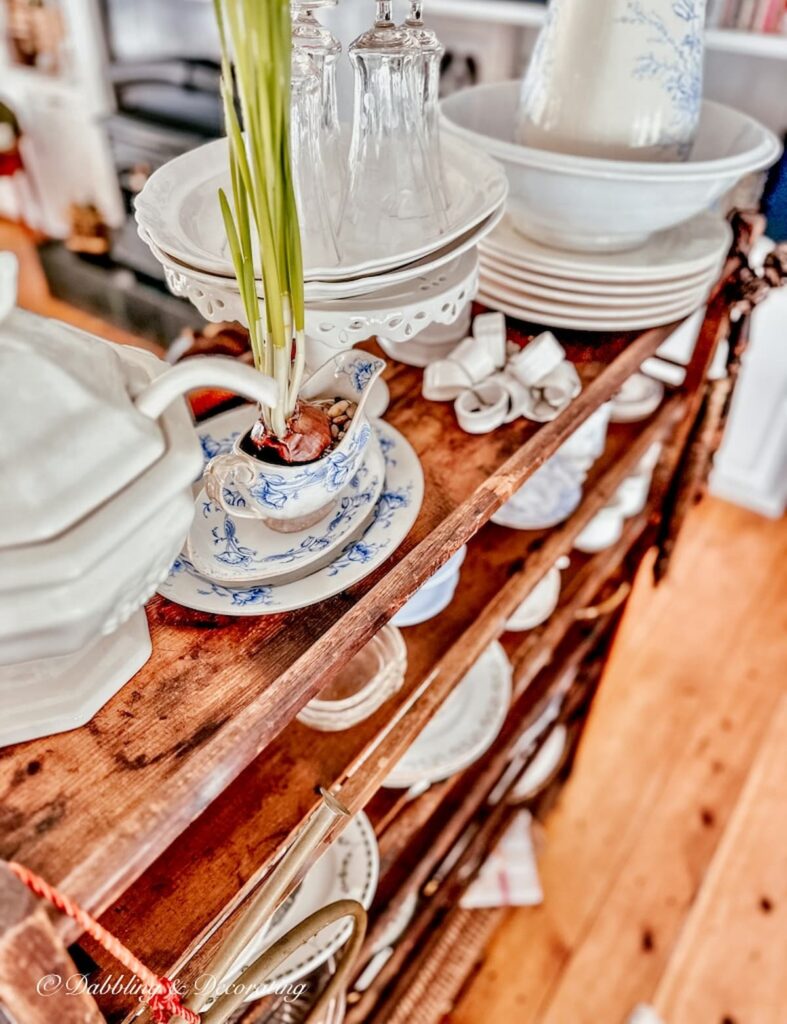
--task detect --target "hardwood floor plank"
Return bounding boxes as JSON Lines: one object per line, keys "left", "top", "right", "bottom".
{"left": 652, "top": 695, "right": 787, "bottom": 1024}
{"left": 450, "top": 499, "right": 787, "bottom": 1024}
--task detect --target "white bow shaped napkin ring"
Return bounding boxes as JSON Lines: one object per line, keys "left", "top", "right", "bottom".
{"left": 423, "top": 318, "right": 583, "bottom": 434}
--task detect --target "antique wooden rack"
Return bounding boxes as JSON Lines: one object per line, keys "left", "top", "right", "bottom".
{"left": 0, "top": 213, "right": 773, "bottom": 1024}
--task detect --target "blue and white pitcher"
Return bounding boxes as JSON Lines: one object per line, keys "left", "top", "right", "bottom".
{"left": 517, "top": 0, "right": 706, "bottom": 160}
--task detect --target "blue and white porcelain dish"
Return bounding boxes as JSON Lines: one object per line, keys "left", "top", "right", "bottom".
{"left": 188, "top": 437, "right": 385, "bottom": 586}
{"left": 203, "top": 351, "right": 385, "bottom": 530}
{"left": 158, "top": 417, "right": 423, "bottom": 616}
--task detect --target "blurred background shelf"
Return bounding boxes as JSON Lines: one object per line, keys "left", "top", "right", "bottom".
{"left": 430, "top": 0, "right": 787, "bottom": 59}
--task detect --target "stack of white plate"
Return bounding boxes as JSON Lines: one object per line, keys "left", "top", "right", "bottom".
{"left": 477, "top": 211, "right": 732, "bottom": 332}
{"left": 135, "top": 133, "right": 507, "bottom": 306}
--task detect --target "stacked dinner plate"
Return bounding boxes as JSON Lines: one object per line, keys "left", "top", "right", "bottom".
{"left": 135, "top": 133, "right": 508, "bottom": 308}
{"left": 477, "top": 211, "right": 733, "bottom": 332}
{"left": 384, "top": 642, "right": 512, "bottom": 790}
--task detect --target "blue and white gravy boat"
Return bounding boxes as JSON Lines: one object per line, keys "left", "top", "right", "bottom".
{"left": 203, "top": 351, "right": 384, "bottom": 532}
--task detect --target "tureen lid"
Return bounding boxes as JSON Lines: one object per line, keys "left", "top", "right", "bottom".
{"left": 0, "top": 309, "right": 166, "bottom": 548}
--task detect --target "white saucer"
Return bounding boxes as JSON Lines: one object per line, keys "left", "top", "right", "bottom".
{"left": 610, "top": 374, "right": 666, "bottom": 422}
{"left": 384, "top": 642, "right": 512, "bottom": 789}
{"left": 158, "top": 417, "right": 423, "bottom": 615}
{"left": 220, "top": 813, "right": 379, "bottom": 1003}
{"left": 187, "top": 438, "right": 386, "bottom": 586}
{"left": 511, "top": 725, "right": 568, "bottom": 800}
{"left": 480, "top": 212, "right": 731, "bottom": 283}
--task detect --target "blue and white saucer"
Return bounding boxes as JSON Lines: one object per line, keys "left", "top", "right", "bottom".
{"left": 158, "top": 415, "right": 423, "bottom": 615}
{"left": 187, "top": 437, "right": 386, "bottom": 586}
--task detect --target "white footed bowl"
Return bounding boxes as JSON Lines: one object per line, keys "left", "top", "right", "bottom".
{"left": 441, "top": 83, "right": 781, "bottom": 253}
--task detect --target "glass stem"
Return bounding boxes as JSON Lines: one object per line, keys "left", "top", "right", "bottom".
{"left": 376, "top": 0, "right": 393, "bottom": 26}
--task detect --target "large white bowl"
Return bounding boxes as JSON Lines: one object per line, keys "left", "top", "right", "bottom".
{"left": 441, "top": 82, "right": 781, "bottom": 253}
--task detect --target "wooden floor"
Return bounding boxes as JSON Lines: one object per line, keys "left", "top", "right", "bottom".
{"left": 451, "top": 497, "right": 787, "bottom": 1024}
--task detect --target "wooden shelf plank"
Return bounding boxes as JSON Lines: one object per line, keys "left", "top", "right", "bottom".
{"left": 81, "top": 400, "right": 680, "bottom": 1024}
{"left": 359, "top": 515, "right": 652, "bottom": 962}
{"left": 0, "top": 326, "right": 679, "bottom": 938}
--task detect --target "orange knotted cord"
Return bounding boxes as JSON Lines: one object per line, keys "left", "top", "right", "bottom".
{"left": 8, "top": 862, "right": 200, "bottom": 1024}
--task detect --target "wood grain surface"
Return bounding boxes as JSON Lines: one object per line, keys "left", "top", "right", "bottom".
{"left": 0, "top": 325, "right": 678, "bottom": 939}
{"left": 79, "top": 405, "right": 678, "bottom": 1024}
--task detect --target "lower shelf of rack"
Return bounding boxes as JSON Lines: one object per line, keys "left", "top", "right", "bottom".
{"left": 86, "top": 451, "right": 664, "bottom": 1023}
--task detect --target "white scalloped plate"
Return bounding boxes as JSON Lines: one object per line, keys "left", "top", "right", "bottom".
{"left": 205, "top": 812, "right": 379, "bottom": 1006}
{"left": 136, "top": 134, "right": 507, "bottom": 282}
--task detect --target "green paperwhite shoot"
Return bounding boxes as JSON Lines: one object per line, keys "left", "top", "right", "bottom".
{"left": 213, "top": 0, "right": 306, "bottom": 440}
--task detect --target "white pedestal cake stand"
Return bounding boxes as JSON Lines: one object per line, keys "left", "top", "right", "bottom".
{"left": 162, "top": 249, "right": 479, "bottom": 415}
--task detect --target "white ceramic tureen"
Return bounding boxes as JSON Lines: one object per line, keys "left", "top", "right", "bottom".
{"left": 0, "top": 260, "right": 280, "bottom": 746}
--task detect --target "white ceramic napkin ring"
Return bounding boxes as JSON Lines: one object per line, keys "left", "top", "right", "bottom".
{"left": 538, "top": 361, "right": 582, "bottom": 406}
{"left": 454, "top": 379, "right": 510, "bottom": 434}
{"left": 508, "top": 332, "right": 566, "bottom": 387}
{"left": 448, "top": 334, "right": 499, "bottom": 384}
{"left": 422, "top": 359, "right": 474, "bottom": 402}
{"left": 489, "top": 371, "right": 531, "bottom": 423}
{"left": 472, "top": 311, "right": 508, "bottom": 370}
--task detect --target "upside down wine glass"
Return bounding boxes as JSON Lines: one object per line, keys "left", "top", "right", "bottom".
{"left": 291, "top": 0, "right": 345, "bottom": 222}
{"left": 341, "top": 0, "right": 448, "bottom": 258}
{"left": 402, "top": 0, "right": 450, "bottom": 221}
{"left": 290, "top": 47, "right": 342, "bottom": 267}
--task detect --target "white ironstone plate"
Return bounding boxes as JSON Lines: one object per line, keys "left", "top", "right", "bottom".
{"left": 384, "top": 641, "right": 512, "bottom": 789}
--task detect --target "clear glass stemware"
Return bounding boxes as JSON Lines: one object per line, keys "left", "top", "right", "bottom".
{"left": 341, "top": 0, "right": 447, "bottom": 258}
{"left": 402, "top": 0, "right": 450, "bottom": 220}
{"left": 291, "top": 0, "right": 345, "bottom": 218}
{"left": 290, "top": 48, "right": 342, "bottom": 267}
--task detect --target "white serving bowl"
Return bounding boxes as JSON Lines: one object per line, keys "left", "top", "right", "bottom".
{"left": 441, "top": 83, "right": 781, "bottom": 253}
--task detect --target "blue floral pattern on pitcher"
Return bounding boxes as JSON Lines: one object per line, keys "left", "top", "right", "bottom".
{"left": 619, "top": 0, "right": 704, "bottom": 152}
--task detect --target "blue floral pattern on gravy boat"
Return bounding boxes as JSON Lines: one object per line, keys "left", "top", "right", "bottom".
{"left": 189, "top": 438, "right": 387, "bottom": 584}
{"left": 203, "top": 351, "right": 385, "bottom": 528}
{"left": 159, "top": 417, "right": 424, "bottom": 616}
